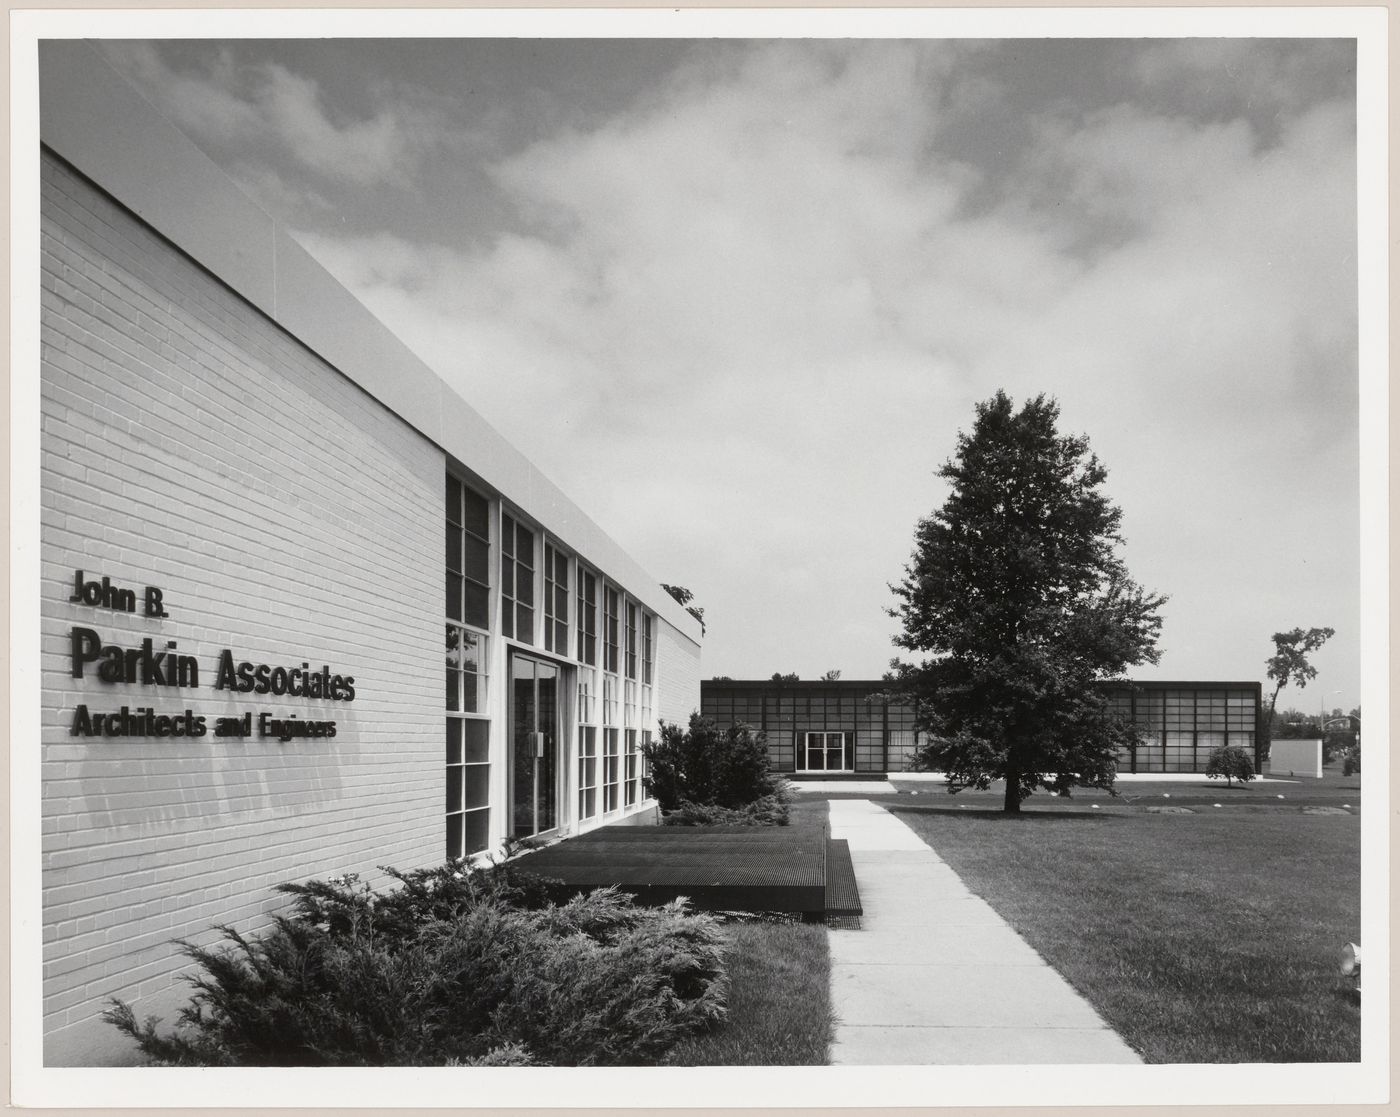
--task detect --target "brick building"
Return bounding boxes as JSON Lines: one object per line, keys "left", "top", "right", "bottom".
{"left": 35, "top": 41, "right": 702, "bottom": 1065}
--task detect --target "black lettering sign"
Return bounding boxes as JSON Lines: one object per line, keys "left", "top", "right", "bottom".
{"left": 69, "top": 570, "right": 137, "bottom": 613}
{"left": 69, "top": 628, "right": 199, "bottom": 688}
{"left": 212, "top": 651, "right": 356, "bottom": 703}
{"left": 144, "top": 586, "right": 167, "bottom": 617}
{"left": 69, "top": 704, "right": 207, "bottom": 738}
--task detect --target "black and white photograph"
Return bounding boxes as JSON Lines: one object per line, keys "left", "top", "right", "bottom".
{"left": 10, "top": 7, "right": 1387, "bottom": 1109}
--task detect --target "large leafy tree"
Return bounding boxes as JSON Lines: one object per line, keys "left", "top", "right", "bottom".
{"left": 1263, "top": 626, "right": 1335, "bottom": 741}
{"left": 888, "top": 391, "right": 1166, "bottom": 812}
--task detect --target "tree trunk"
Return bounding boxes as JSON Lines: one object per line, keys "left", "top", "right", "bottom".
{"left": 1267, "top": 683, "right": 1285, "bottom": 739}
{"left": 1003, "top": 760, "right": 1021, "bottom": 813}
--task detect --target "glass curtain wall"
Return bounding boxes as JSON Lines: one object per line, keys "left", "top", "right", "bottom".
{"left": 445, "top": 475, "right": 491, "bottom": 859}
{"left": 500, "top": 512, "right": 535, "bottom": 642}
{"left": 641, "top": 614, "right": 655, "bottom": 799}
{"left": 448, "top": 482, "right": 664, "bottom": 855}
{"left": 1118, "top": 686, "right": 1257, "bottom": 773}
{"left": 602, "top": 587, "right": 621, "bottom": 811}
{"left": 700, "top": 682, "right": 1258, "bottom": 776}
{"left": 576, "top": 565, "right": 599, "bottom": 821}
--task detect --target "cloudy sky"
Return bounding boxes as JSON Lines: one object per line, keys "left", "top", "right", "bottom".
{"left": 95, "top": 32, "right": 1363, "bottom": 709}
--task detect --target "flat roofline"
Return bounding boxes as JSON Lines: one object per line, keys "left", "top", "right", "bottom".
{"left": 705, "top": 679, "right": 890, "bottom": 689}
{"left": 37, "top": 39, "right": 699, "bottom": 644}
{"left": 704, "top": 679, "right": 1263, "bottom": 691}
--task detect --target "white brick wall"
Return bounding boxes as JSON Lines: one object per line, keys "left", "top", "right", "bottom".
{"left": 40, "top": 154, "right": 445, "bottom": 1064}
{"left": 656, "top": 617, "right": 702, "bottom": 730}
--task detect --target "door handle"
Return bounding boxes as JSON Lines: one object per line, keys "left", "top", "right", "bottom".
{"left": 534, "top": 732, "right": 546, "bottom": 758}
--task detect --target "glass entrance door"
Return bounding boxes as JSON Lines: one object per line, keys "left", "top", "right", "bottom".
{"left": 511, "top": 654, "right": 560, "bottom": 839}
{"left": 802, "top": 731, "right": 850, "bottom": 772}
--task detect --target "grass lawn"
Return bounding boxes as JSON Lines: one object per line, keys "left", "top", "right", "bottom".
{"left": 887, "top": 801, "right": 1360, "bottom": 1063}
{"left": 663, "top": 920, "right": 832, "bottom": 1065}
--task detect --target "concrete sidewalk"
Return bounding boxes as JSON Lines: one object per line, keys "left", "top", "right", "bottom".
{"left": 826, "top": 798, "right": 1142, "bottom": 1065}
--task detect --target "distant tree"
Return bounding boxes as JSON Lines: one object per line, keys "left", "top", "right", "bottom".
{"left": 1347, "top": 706, "right": 1362, "bottom": 769}
{"left": 1263, "top": 627, "right": 1335, "bottom": 741}
{"left": 820, "top": 669, "right": 842, "bottom": 681}
{"left": 888, "top": 391, "right": 1166, "bottom": 813}
{"left": 709, "top": 675, "right": 733, "bottom": 682}
{"left": 1321, "top": 708, "right": 1361, "bottom": 763}
{"left": 1273, "top": 709, "right": 1318, "bottom": 739}
{"left": 1205, "top": 745, "right": 1255, "bottom": 788}
{"left": 661, "top": 584, "right": 706, "bottom": 635}
{"left": 770, "top": 672, "right": 800, "bottom": 684}
{"left": 1342, "top": 711, "right": 1362, "bottom": 775}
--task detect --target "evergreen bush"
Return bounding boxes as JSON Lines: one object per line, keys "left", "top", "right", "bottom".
{"left": 661, "top": 791, "right": 791, "bottom": 827}
{"left": 644, "top": 714, "right": 781, "bottom": 813}
{"left": 104, "top": 866, "right": 727, "bottom": 1067}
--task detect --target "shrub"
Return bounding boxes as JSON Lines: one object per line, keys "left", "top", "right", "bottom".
{"left": 275, "top": 862, "right": 555, "bottom": 948}
{"left": 493, "top": 891, "right": 728, "bottom": 1064}
{"left": 450, "top": 1043, "right": 537, "bottom": 1067}
{"left": 662, "top": 788, "right": 792, "bottom": 827}
{"left": 104, "top": 865, "right": 727, "bottom": 1067}
{"left": 644, "top": 714, "right": 781, "bottom": 812}
{"left": 1205, "top": 745, "right": 1255, "bottom": 787}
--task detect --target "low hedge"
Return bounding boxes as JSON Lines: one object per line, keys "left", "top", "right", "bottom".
{"left": 662, "top": 789, "right": 792, "bottom": 827}
{"left": 104, "top": 863, "right": 728, "bottom": 1067}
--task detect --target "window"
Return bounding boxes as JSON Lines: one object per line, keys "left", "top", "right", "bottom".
{"left": 640, "top": 613, "right": 654, "bottom": 783}
{"left": 1227, "top": 689, "right": 1255, "bottom": 751}
{"left": 446, "top": 715, "right": 490, "bottom": 859}
{"left": 603, "top": 728, "right": 620, "bottom": 812}
{"left": 602, "top": 670, "right": 620, "bottom": 812}
{"left": 624, "top": 660, "right": 643, "bottom": 806}
{"left": 578, "top": 725, "right": 598, "bottom": 821}
{"left": 446, "top": 475, "right": 491, "bottom": 859}
{"left": 624, "top": 728, "right": 639, "bottom": 806}
{"left": 802, "top": 731, "right": 849, "bottom": 772}
{"left": 625, "top": 600, "right": 638, "bottom": 679}
{"left": 446, "top": 476, "right": 490, "bottom": 630}
{"left": 577, "top": 665, "right": 598, "bottom": 820}
{"left": 543, "top": 543, "right": 569, "bottom": 655}
{"left": 577, "top": 666, "right": 596, "bottom": 725}
{"left": 887, "top": 703, "right": 918, "bottom": 773}
{"left": 1197, "top": 730, "right": 1226, "bottom": 762}
{"left": 603, "top": 674, "right": 617, "bottom": 727}
{"left": 604, "top": 586, "right": 620, "bottom": 674}
{"left": 445, "top": 625, "right": 486, "bottom": 715}
{"left": 642, "top": 614, "right": 654, "bottom": 685}
{"left": 1165, "top": 691, "right": 1191, "bottom": 731}
{"left": 1133, "top": 690, "right": 1165, "bottom": 731}
{"left": 500, "top": 513, "right": 535, "bottom": 642}
{"left": 1164, "top": 731, "right": 1194, "bottom": 772}
{"left": 1198, "top": 691, "right": 1226, "bottom": 730}
{"left": 577, "top": 567, "right": 598, "bottom": 666}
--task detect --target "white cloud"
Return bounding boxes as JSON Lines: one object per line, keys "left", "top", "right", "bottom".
{"left": 1132, "top": 38, "right": 1355, "bottom": 123}
{"left": 252, "top": 63, "right": 412, "bottom": 185}
{"left": 97, "top": 42, "right": 430, "bottom": 188}
{"left": 290, "top": 40, "right": 1358, "bottom": 690}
